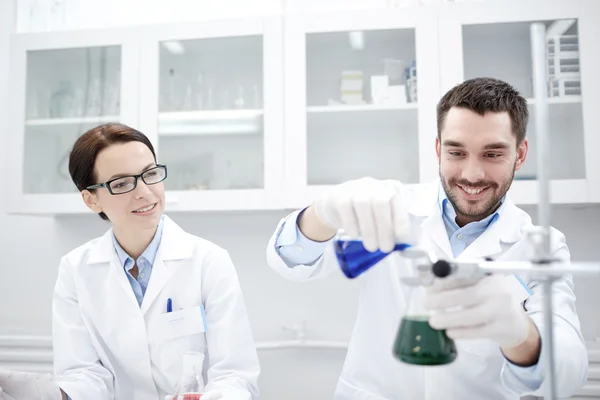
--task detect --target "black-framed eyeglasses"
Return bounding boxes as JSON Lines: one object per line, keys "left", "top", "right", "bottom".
{"left": 86, "top": 164, "right": 168, "bottom": 195}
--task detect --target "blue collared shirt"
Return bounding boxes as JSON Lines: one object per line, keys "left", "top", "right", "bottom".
{"left": 438, "top": 185, "right": 501, "bottom": 257}
{"left": 111, "top": 216, "right": 165, "bottom": 306}
{"left": 274, "top": 184, "right": 542, "bottom": 390}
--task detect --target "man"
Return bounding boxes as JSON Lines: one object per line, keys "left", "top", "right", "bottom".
{"left": 266, "top": 77, "right": 588, "bottom": 399}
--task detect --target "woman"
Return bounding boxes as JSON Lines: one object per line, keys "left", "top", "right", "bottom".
{"left": 0, "top": 123, "right": 260, "bottom": 400}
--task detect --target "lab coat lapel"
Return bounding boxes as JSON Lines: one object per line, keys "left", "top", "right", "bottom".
{"left": 420, "top": 204, "right": 454, "bottom": 259}
{"left": 409, "top": 181, "right": 454, "bottom": 258}
{"left": 140, "top": 258, "right": 173, "bottom": 315}
{"left": 140, "top": 216, "right": 194, "bottom": 315}
{"left": 87, "top": 228, "right": 141, "bottom": 307}
{"left": 457, "top": 198, "right": 525, "bottom": 261}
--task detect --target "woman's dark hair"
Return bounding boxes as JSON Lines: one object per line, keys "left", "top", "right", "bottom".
{"left": 69, "top": 122, "right": 156, "bottom": 220}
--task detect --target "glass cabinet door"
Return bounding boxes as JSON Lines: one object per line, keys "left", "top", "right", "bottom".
{"left": 305, "top": 28, "right": 419, "bottom": 186}
{"left": 438, "top": 1, "right": 600, "bottom": 204}
{"left": 23, "top": 46, "right": 122, "bottom": 194}
{"left": 461, "top": 19, "right": 584, "bottom": 182}
{"left": 283, "top": 9, "right": 440, "bottom": 208}
{"left": 156, "top": 35, "right": 264, "bottom": 192}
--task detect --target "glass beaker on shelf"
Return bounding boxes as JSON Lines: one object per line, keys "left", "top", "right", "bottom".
{"left": 383, "top": 58, "right": 406, "bottom": 86}
{"left": 173, "top": 351, "right": 205, "bottom": 400}
{"left": 218, "top": 88, "right": 231, "bottom": 110}
{"left": 49, "top": 81, "right": 75, "bottom": 118}
{"left": 166, "top": 68, "right": 182, "bottom": 111}
{"left": 392, "top": 278, "right": 456, "bottom": 366}
{"left": 233, "top": 85, "right": 245, "bottom": 109}
{"left": 85, "top": 78, "right": 103, "bottom": 117}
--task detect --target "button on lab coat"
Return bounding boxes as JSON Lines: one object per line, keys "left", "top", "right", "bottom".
{"left": 266, "top": 181, "right": 588, "bottom": 400}
{"left": 53, "top": 215, "right": 259, "bottom": 400}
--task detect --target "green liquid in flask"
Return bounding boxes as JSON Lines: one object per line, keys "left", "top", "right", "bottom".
{"left": 393, "top": 315, "right": 457, "bottom": 366}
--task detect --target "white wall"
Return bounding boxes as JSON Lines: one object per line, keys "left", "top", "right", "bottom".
{"left": 0, "top": 0, "right": 59, "bottom": 335}
{"left": 14, "top": 0, "right": 449, "bottom": 33}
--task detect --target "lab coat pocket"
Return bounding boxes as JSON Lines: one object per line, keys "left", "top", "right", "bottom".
{"left": 156, "top": 306, "right": 207, "bottom": 341}
{"left": 157, "top": 307, "right": 208, "bottom": 383}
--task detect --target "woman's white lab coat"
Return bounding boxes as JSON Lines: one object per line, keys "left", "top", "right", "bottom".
{"left": 53, "top": 215, "right": 259, "bottom": 400}
{"left": 266, "top": 181, "right": 588, "bottom": 400}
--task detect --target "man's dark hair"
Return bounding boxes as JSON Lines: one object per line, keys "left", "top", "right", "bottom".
{"left": 436, "top": 77, "right": 529, "bottom": 145}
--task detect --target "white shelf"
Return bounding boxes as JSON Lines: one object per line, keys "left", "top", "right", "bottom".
{"left": 526, "top": 96, "right": 582, "bottom": 105}
{"left": 160, "top": 109, "right": 263, "bottom": 121}
{"left": 165, "top": 189, "right": 273, "bottom": 211}
{"left": 25, "top": 116, "right": 120, "bottom": 127}
{"left": 508, "top": 179, "right": 588, "bottom": 205}
{"left": 9, "top": 193, "right": 89, "bottom": 215}
{"left": 307, "top": 103, "right": 418, "bottom": 139}
{"left": 307, "top": 103, "right": 417, "bottom": 113}
{"left": 159, "top": 109, "right": 263, "bottom": 135}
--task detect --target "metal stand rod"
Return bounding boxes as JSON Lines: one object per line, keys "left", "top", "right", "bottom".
{"left": 542, "top": 279, "right": 558, "bottom": 399}
{"left": 531, "top": 23, "right": 551, "bottom": 254}
{"left": 531, "top": 22, "right": 556, "bottom": 400}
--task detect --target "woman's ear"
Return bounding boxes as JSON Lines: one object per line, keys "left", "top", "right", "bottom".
{"left": 82, "top": 189, "right": 103, "bottom": 214}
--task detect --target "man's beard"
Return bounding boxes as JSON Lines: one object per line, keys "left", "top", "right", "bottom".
{"left": 440, "top": 165, "right": 515, "bottom": 222}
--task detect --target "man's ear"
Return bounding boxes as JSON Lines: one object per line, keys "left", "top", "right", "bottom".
{"left": 82, "top": 190, "right": 103, "bottom": 214}
{"left": 515, "top": 138, "right": 529, "bottom": 171}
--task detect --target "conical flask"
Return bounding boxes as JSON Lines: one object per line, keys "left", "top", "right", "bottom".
{"left": 333, "top": 238, "right": 411, "bottom": 279}
{"left": 393, "top": 280, "right": 457, "bottom": 366}
{"left": 173, "top": 351, "right": 205, "bottom": 400}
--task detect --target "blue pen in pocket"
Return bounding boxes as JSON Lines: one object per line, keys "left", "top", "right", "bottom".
{"left": 167, "top": 298, "right": 172, "bottom": 313}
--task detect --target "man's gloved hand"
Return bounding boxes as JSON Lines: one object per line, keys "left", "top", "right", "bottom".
{"left": 424, "top": 275, "right": 533, "bottom": 348}
{"left": 312, "top": 177, "right": 412, "bottom": 252}
{"left": 0, "top": 370, "right": 62, "bottom": 400}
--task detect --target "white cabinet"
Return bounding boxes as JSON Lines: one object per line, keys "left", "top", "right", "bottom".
{"left": 7, "top": 28, "right": 141, "bottom": 214}
{"left": 282, "top": 8, "right": 441, "bottom": 209}
{"left": 437, "top": 0, "right": 600, "bottom": 204}
{"left": 7, "top": 18, "right": 284, "bottom": 215}
{"left": 137, "top": 18, "right": 284, "bottom": 212}
{"left": 7, "top": 1, "right": 600, "bottom": 215}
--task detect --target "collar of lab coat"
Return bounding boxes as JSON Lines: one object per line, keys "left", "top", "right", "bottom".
{"left": 87, "top": 215, "right": 195, "bottom": 314}
{"left": 87, "top": 214, "right": 194, "bottom": 264}
{"left": 410, "top": 180, "right": 531, "bottom": 260}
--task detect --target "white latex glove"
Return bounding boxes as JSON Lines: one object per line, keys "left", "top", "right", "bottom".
{"left": 165, "top": 390, "right": 223, "bottom": 400}
{"left": 423, "top": 275, "right": 532, "bottom": 348}
{"left": 0, "top": 370, "right": 62, "bottom": 400}
{"left": 313, "top": 177, "right": 412, "bottom": 252}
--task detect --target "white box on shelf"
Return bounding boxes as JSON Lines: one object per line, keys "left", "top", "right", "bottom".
{"left": 370, "top": 75, "right": 389, "bottom": 105}
{"left": 341, "top": 70, "right": 364, "bottom": 104}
